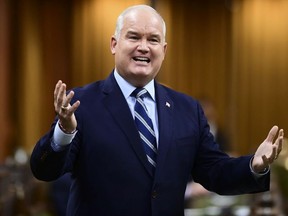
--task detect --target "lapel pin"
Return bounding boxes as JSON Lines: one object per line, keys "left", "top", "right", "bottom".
{"left": 165, "top": 102, "right": 171, "bottom": 108}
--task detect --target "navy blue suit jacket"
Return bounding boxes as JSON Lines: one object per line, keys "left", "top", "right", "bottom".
{"left": 30, "top": 71, "right": 269, "bottom": 216}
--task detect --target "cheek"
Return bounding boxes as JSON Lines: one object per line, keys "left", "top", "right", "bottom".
{"left": 117, "top": 46, "right": 133, "bottom": 59}
{"left": 154, "top": 52, "right": 165, "bottom": 63}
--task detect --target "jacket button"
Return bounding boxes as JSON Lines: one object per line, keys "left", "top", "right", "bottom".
{"left": 152, "top": 190, "right": 158, "bottom": 199}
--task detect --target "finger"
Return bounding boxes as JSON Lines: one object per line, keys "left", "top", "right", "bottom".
{"left": 64, "top": 91, "right": 75, "bottom": 107}
{"left": 61, "top": 99, "right": 80, "bottom": 113}
{"left": 60, "top": 100, "right": 80, "bottom": 118}
{"left": 271, "top": 146, "right": 277, "bottom": 162}
{"left": 60, "top": 83, "right": 67, "bottom": 102}
{"left": 54, "top": 80, "right": 62, "bottom": 96}
{"left": 69, "top": 100, "right": 81, "bottom": 114}
{"left": 57, "top": 83, "right": 67, "bottom": 108}
{"left": 265, "top": 125, "right": 279, "bottom": 143}
{"left": 54, "top": 80, "right": 62, "bottom": 104}
{"left": 275, "top": 129, "right": 284, "bottom": 155}
{"left": 277, "top": 143, "right": 283, "bottom": 156}
{"left": 59, "top": 90, "right": 75, "bottom": 114}
{"left": 55, "top": 83, "right": 69, "bottom": 115}
{"left": 262, "top": 155, "right": 269, "bottom": 166}
{"left": 61, "top": 105, "right": 70, "bottom": 112}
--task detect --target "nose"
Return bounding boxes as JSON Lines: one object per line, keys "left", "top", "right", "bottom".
{"left": 137, "top": 39, "right": 149, "bottom": 52}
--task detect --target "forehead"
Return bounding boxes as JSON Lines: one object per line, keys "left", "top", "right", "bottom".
{"left": 122, "top": 9, "right": 164, "bottom": 36}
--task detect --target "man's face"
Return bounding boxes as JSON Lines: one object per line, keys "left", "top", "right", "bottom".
{"left": 111, "top": 9, "right": 167, "bottom": 87}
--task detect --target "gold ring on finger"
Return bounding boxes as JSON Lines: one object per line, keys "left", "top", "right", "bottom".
{"left": 61, "top": 105, "right": 69, "bottom": 111}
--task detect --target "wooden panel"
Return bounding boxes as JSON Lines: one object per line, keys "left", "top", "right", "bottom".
{"left": 0, "top": 0, "right": 12, "bottom": 162}
{"left": 230, "top": 0, "right": 288, "bottom": 153}
{"left": 11, "top": 0, "right": 151, "bottom": 152}
{"left": 71, "top": 0, "right": 150, "bottom": 86}
{"left": 4, "top": 0, "right": 288, "bottom": 156}
{"left": 157, "top": 0, "right": 288, "bottom": 154}
{"left": 156, "top": 0, "right": 233, "bottom": 150}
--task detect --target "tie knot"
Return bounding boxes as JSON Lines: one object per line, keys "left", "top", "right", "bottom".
{"left": 132, "top": 88, "right": 148, "bottom": 99}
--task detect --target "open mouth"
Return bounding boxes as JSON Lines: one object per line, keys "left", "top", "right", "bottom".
{"left": 133, "top": 57, "right": 151, "bottom": 63}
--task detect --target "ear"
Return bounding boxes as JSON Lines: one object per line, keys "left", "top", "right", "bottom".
{"left": 110, "top": 36, "right": 117, "bottom": 55}
{"left": 162, "top": 42, "right": 168, "bottom": 60}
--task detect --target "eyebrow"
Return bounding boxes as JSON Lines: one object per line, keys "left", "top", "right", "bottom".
{"left": 126, "top": 31, "right": 138, "bottom": 36}
{"left": 126, "top": 31, "right": 162, "bottom": 40}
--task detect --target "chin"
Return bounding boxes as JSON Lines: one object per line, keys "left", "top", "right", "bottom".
{"left": 130, "top": 73, "right": 152, "bottom": 87}
{"left": 134, "top": 68, "right": 153, "bottom": 76}
{"left": 133, "top": 71, "right": 153, "bottom": 80}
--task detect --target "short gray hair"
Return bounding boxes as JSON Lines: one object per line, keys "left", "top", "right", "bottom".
{"left": 114, "top": 5, "right": 166, "bottom": 41}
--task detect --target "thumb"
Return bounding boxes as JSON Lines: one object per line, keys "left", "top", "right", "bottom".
{"left": 266, "top": 125, "right": 279, "bottom": 143}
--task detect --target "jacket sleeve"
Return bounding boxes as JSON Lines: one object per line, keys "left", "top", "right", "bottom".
{"left": 191, "top": 101, "right": 270, "bottom": 195}
{"left": 30, "top": 120, "right": 72, "bottom": 181}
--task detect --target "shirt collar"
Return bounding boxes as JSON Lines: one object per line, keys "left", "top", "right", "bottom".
{"left": 114, "top": 69, "right": 155, "bottom": 101}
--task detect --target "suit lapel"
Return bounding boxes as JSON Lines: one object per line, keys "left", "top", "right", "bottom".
{"left": 154, "top": 84, "right": 174, "bottom": 179}
{"left": 102, "top": 73, "right": 154, "bottom": 177}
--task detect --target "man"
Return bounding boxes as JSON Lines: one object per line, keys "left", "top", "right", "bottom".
{"left": 30, "top": 5, "right": 284, "bottom": 216}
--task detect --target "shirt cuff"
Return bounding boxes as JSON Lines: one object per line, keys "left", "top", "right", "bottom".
{"left": 53, "top": 120, "right": 77, "bottom": 146}
{"left": 249, "top": 156, "right": 270, "bottom": 177}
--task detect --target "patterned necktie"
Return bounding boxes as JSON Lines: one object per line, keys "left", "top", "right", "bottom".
{"left": 132, "top": 88, "right": 157, "bottom": 174}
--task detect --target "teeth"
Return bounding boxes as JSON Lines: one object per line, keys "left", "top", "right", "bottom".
{"left": 133, "top": 57, "right": 150, "bottom": 62}
{"left": 136, "top": 57, "right": 148, "bottom": 61}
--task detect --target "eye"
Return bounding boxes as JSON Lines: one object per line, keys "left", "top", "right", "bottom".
{"left": 126, "top": 33, "right": 139, "bottom": 41}
{"left": 149, "top": 38, "right": 160, "bottom": 44}
{"left": 129, "top": 36, "right": 139, "bottom": 40}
